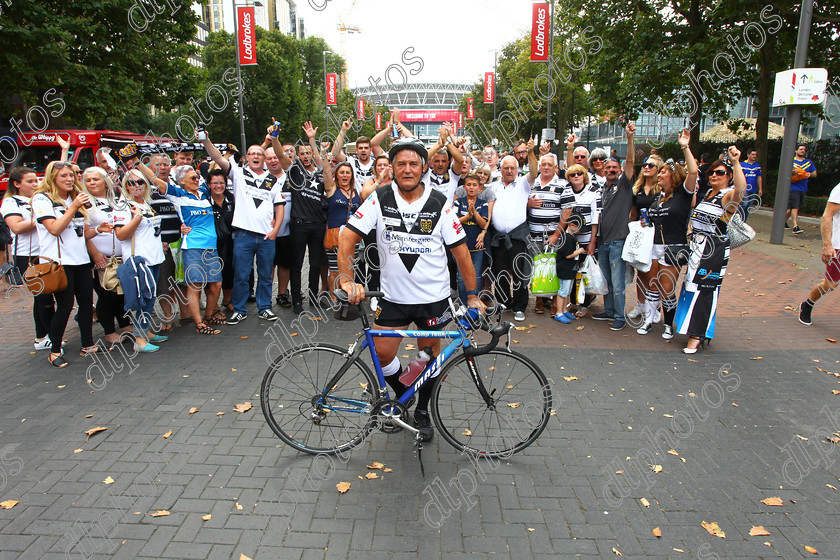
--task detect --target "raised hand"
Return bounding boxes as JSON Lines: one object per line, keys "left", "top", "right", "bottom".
{"left": 302, "top": 121, "right": 318, "bottom": 139}
{"left": 677, "top": 128, "right": 690, "bottom": 148}
{"left": 727, "top": 145, "right": 741, "bottom": 162}
{"left": 539, "top": 142, "right": 551, "bottom": 156}
{"left": 526, "top": 137, "right": 535, "bottom": 152}
{"left": 626, "top": 122, "right": 636, "bottom": 136}
{"left": 55, "top": 134, "right": 70, "bottom": 152}
{"left": 341, "top": 120, "right": 352, "bottom": 132}
{"left": 566, "top": 133, "right": 578, "bottom": 146}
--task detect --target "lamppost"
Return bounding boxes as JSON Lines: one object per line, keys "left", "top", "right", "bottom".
{"left": 584, "top": 83, "right": 591, "bottom": 150}
{"left": 323, "top": 49, "right": 332, "bottom": 137}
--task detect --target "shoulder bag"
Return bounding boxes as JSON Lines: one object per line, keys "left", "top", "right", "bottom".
{"left": 97, "top": 227, "right": 124, "bottom": 294}
{"left": 24, "top": 225, "right": 67, "bottom": 295}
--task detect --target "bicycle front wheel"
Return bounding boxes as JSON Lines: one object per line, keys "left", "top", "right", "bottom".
{"left": 261, "top": 343, "right": 378, "bottom": 455}
{"left": 431, "top": 349, "right": 552, "bottom": 458}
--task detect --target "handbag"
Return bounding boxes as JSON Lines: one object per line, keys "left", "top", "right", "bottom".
{"left": 24, "top": 235, "right": 67, "bottom": 295}
{"left": 530, "top": 248, "right": 559, "bottom": 296}
{"left": 727, "top": 212, "right": 755, "bottom": 249}
{"left": 96, "top": 230, "right": 123, "bottom": 294}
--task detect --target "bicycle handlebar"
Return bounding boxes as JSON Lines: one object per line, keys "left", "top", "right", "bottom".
{"left": 334, "top": 288, "right": 385, "bottom": 302}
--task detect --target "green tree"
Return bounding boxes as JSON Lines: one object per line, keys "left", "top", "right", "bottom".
{"left": 0, "top": 0, "right": 201, "bottom": 127}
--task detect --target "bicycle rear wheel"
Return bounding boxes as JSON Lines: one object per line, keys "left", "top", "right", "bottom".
{"left": 430, "top": 349, "right": 551, "bottom": 458}
{"left": 261, "top": 343, "right": 378, "bottom": 455}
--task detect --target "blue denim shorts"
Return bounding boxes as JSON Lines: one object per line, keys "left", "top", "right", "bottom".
{"left": 182, "top": 248, "right": 223, "bottom": 285}
{"left": 558, "top": 278, "right": 573, "bottom": 298}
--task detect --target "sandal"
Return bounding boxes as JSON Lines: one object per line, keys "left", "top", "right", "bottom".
{"left": 159, "top": 323, "right": 173, "bottom": 332}
{"left": 80, "top": 345, "right": 106, "bottom": 356}
{"left": 222, "top": 299, "right": 234, "bottom": 312}
{"left": 204, "top": 314, "right": 227, "bottom": 326}
{"left": 195, "top": 323, "right": 221, "bottom": 335}
{"left": 574, "top": 307, "right": 589, "bottom": 318}
{"left": 49, "top": 353, "right": 69, "bottom": 368}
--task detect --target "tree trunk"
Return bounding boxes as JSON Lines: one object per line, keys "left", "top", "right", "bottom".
{"left": 755, "top": 33, "right": 777, "bottom": 182}
{"left": 688, "top": 64, "right": 704, "bottom": 155}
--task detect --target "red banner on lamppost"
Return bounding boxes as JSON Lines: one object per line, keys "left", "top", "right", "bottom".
{"left": 237, "top": 7, "right": 257, "bottom": 66}
{"left": 457, "top": 112, "right": 464, "bottom": 129}
{"left": 530, "top": 3, "right": 549, "bottom": 62}
{"left": 356, "top": 98, "right": 366, "bottom": 120}
{"left": 467, "top": 97, "right": 475, "bottom": 119}
{"left": 375, "top": 113, "right": 382, "bottom": 130}
{"left": 326, "top": 73, "right": 337, "bottom": 105}
{"left": 483, "top": 73, "right": 495, "bottom": 104}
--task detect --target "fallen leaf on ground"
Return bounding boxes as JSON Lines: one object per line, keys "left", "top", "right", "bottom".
{"left": 365, "top": 472, "right": 378, "bottom": 479}
{"left": 231, "top": 368, "right": 237, "bottom": 372}
{"left": 828, "top": 338, "right": 838, "bottom": 344}
{"left": 827, "top": 484, "right": 837, "bottom": 491}
{"left": 549, "top": 409, "right": 557, "bottom": 416}
{"left": 749, "top": 526, "right": 771, "bottom": 536}
{"left": 797, "top": 435, "right": 808, "bottom": 441}
{"left": 367, "top": 462, "right": 385, "bottom": 470}
{"left": 673, "top": 548, "right": 685, "bottom": 553}
{"left": 103, "top": 476, "right": 115, "bottom": 485}
{"left": 507, "top": 403, "right": 521, "bottom": 408}
{"left": 57, "top": 385, "right": 65, "bottom": 388}
{"left": 233, "top": 402, "right": 253, "bottom": 413}
{"left": 73, "top": 448, "right": 83, "bottom": 454}
{"left": 750, "top": 356, "right": 763, "bottom": 360}
{"left": 805, "top": 545, "right": 818, "bottom": 554}
{"left": 405, "top": 344, "right": 416, "bottom": 350}
{"left": 239, "top": 555, "right": 253, "bottom": 560}
{"left": 188, "top": 407, "right": 198, "bottom": 414}
{"left": 652, "top": 527, "right": 662, "bottom": 538}
{"left": 651, "top": 465, "right": 663, "bottom": 473}
{"left": 0, "top": 500, "right": 19, "bottom": 509}
{"left": 162, "top": 430, "right": 172, "bottom": 439}
{"left": 462, "top": 429, "right": 472, "bottom": 436}
{"left": 640, "top": 498, "right": 650, "bottom": 508}
{"left": 216, "top": 412, "right": 225, "bottom": 416}
{"left": 336, "top": 482, "right": 351, "bottom": 493}
{"left": 761, "top": 497, "right": 784, "bottom": 506}
{"left": 235, "top": 502, "right": 243, "bottom": 510}
{"left": 663, "top": 414, "right": 674, "bottom": 418}
{"left": 527, "top": 527, "right": 535, "bottom": 532}
{"left": 240, "top": 336, "right": 248, "bottom": 339}
{"left": 563, "top": 376, "right": 579, "bottom": 381}
{"left": 359, "top": 382, "right": 368, "bottom": 389}
{"left": 514, "top": 326, "right": 527, "bottom": 331}
{"left": 667, "top": 449, "right": 679, "bottom": 456}
{"left": 612, "top": 547, "right": 622, "bottom": 556}
{"left": 383, "top": 468, "right": 393, "bottom": 473}
{"left": 150, "top": 510, "right": 170, "bottom": 517}
{"left": 85, "top": 414, "right": 93, "bottom": 418}
{"left": 701, "top": 521, "right": 726, "bottom": 538}
{"left": 832, "top": 390, "right": 840, "bottom": 395}
{"left": 202, "top": 514, "right": 211, "bottom": 521}
{"left": 575, "top": 326, "right": 584, "bottom": 331}
{"left": 84, "top": 427, "right": 107, "bottom": 439}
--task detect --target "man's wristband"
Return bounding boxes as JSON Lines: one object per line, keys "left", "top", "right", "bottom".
{"left": 466, "top": 289, "right": 478, "bottom": 296}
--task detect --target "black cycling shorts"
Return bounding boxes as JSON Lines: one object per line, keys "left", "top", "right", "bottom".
{"left": 374, "top": 298, "right": 453, "bottom": 329}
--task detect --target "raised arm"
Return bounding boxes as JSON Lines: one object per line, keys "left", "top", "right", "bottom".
{"left": 565, "top": 133, "right": 577, "bottom": 169}
{"left": 135, "top": 161, "right": 169, "bottom": 193}
{"left": 370, "top": 124, "right": 391, "bottom": 157}
{"left": 56, "top": 134, "right": 70, "bottom": 162}
{"left": 322, "top": 150, "right": 336, "bottom": 197}
{"left": 677, "top": 129, "right": 698, "bottom": 192}
{"left": 332, "top": 120, "right": 352, "bottom": 163}
{"left": 426, "top": 125, "right": 447, "bottom": 160}
{"left": 725, "top": 145, "right": 746, "bottom": 205}
{"left": 445, "top": 129, "right": 465, "bottom": 175}
{"left": 623, "top": 122, "right": 636, "bottom": 180}
{"left": 303, "top": 122, "right": 322, "bottom": 168}
{"left": 200, "top": 133, "right": 230, "bottom": 175}
{"left": 528, "top": 140, "right": 544, "bottom": 183}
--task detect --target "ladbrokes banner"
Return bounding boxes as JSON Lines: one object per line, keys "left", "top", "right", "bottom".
{"left": 237, "top": 7, "right": 257, "bottom": 66}
{"left": 530, "top": 3, "right": 549, "bottom": 62}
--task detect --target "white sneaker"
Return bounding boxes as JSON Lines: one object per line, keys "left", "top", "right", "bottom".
{"left": 514, "top": 311, "right": 526, "bottom": 322}
{"left": 654, "top": 309, "right": 661, "bottom": 323}
{"left": 662, "top": 325, "right": 674, "bottom": 340}
{"left": 627, "top": 304, "right": 643, "bottom": 320}
{"left": 636, "top": 321, "right": 652, "bottom": 335}
{"left": 34, "top": 338, "right": 65, "bottom": 351}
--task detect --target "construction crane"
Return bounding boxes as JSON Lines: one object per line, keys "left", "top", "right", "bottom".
{"left": 337, "top": 0, "right": 361, "bottom": 84}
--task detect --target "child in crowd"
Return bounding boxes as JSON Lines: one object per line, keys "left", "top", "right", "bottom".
{"left": 454, "top": 173, "right": 489, "bottom": 305}
{"left": 553, "top": 216, "right": 585, "bottom": 323}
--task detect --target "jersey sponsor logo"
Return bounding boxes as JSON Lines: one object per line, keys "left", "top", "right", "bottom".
{"left": 354, "top": 210, "right": 364, "bottom": 220}
{"left": 419, "top": 219, "right": 433, "bottom": 233}
{"left": 382, "top": 217, "right": 401, "bottom": 227}
{"left": 453, "top": 221, "right": 463, "bottom": 234}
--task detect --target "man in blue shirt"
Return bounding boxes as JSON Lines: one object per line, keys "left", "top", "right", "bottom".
{"left": 740, "top": 149, "right": 762, "bottom": 222}
{"left": 787, "top": 144, "right": 817, "bottom": 234}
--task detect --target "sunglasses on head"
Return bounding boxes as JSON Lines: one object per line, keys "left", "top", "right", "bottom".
{"left": 53, "top": 162, "right": 73, "bottom": 169}
{"left": 642, "top": 162, "right": 658, "bottom": 169}
{"left": 707, "top": 169, "right": 729, "bottom": 177}
{"left": 567, "top": 171, "right": 584, "bottom": 178}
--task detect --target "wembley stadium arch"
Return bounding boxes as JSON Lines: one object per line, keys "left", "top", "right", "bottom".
{"left": 351, "top": 82, "right": 472, "bottom": 143}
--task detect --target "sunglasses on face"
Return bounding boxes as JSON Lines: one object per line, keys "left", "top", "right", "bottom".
{"left": 127, "top": 180, "right": 143, "bottom": 186}
{"left": 513, "top": 150, "right": 528, "bottom": 156}
{"left": 591, "top": 157, "right": 606, "bottom": 162}
{"left": 567, "top": 171, "right": 584, "bottom": 178}
{"left": 707, "top": 169, "right": 729, "bottom": 177}
{"left": 642, "top": 162, "right": 658, "bottom": 169}
{"left": 573, "top": 155, "right": 587, "bottom": 159}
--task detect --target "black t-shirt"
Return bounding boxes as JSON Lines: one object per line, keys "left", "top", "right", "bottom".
{"left": 554, "top": 232, "right": 579, "bottom": 280}
{"left": 599, "top": 173, "right": 633, "bottom": 243}
{"left": 284, "top": 160, "right": 326, "bottom": 223}
{"left": 648, "top": 182, "right": 694, "bottom": 245}
{"left": 151, "top": 190, "right": 182, "bottom": 243}
{"left": 632, "top": 187, "right": 657, "bottom": 213}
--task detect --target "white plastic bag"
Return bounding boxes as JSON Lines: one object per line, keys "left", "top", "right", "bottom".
{"left": 581, "top": 255, "right": 608, "bottom": 295}
{"left": 621, "top": 221, "right": 654, "bottom": 273}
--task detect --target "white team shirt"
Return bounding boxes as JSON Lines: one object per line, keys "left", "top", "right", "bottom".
{"left": 87, "top": 196, "right": 123, "bottom": 257}
{"left": 346, "top": 184, "right": 466, "bottom": 305}
{"left": 228, "top": 161, "right": 285, "bottom": 235}
{"left": 31, "top": 193, "right": 90, "bottom": 265}
{"left": 562, "top": 185, "right": 601, "bottom": 246}
{"left": 831, "top": 184, "right": 840, "bottom": 250}
{"left": 113, "top": 201, "right": 165, "bottom": 266}
{"left": 422, "top": 168, "right": 462, "bottom": 203}
{"left": 347, "top": 155, "right": 375, "bottom": 192}
{"left": 528, "top": 175, "right": 574, "bottom": 237}
{"left": 2, "top": 195, "right": 40, "bottom": 256}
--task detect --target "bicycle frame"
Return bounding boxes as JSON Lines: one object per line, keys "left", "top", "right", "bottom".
{"left": 319, "top": 304, "right": 496, "bottom": 415}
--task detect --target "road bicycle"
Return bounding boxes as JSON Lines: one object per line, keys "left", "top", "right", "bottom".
{"left": 260, "top": 290, "right": 552, "bottom": 467}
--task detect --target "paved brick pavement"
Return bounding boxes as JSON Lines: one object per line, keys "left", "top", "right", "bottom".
{"left": 2, "top": 212, "right": 840, "bottom": 559}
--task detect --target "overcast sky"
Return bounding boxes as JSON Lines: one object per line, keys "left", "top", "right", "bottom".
{"left": 298, "top": 0, "right": 535, "bottom": 88}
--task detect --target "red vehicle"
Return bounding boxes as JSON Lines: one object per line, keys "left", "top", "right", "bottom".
{"left": 0, "top": 129, "right": 181, "bottom": 192}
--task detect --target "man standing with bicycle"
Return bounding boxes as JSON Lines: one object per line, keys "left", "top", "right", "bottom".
{"left": 338, "top": 138, "right": 485, "bottom": 442}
